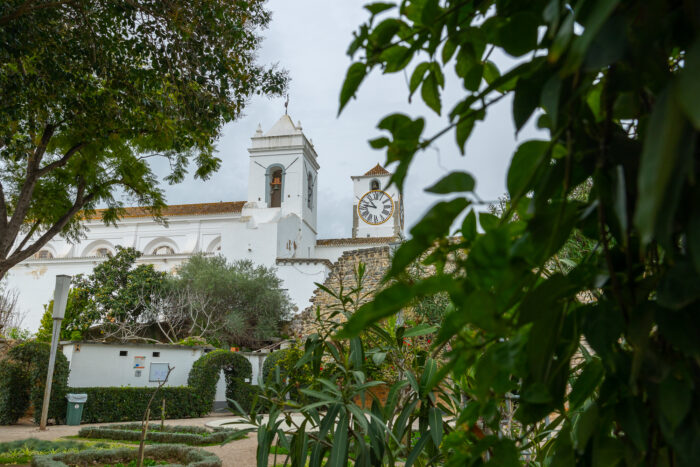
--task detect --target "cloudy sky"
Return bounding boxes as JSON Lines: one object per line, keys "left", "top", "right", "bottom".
{"left": 155, "top": 1, "right": 543, "bottom": 239}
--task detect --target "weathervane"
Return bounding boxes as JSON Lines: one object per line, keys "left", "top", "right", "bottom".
{"left": 284, "top": 94, "right": 289, "bottom": 115}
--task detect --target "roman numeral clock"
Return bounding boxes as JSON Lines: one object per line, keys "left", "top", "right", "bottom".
{"left": 358, "top": 190, "right": 394, "bottom": 225}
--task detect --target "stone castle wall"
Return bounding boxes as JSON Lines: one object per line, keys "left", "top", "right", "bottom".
{"left": 292, "top": 246, "right": 392, "bottom": 337}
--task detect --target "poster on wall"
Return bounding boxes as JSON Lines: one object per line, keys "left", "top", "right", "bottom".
{"left": 133, "top": 356, "right": 145, "bottom": 369}
{"left": 150, "top": 362, "right": 170, "bottom": 382}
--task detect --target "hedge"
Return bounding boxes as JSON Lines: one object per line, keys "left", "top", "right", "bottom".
{"left": 187, "top": 350, "right": 252, "bottom": 413}
{"left": 70, "top": 386, "right": 203, "bottom": 423}
{"left": 31, "top": 443, "right": 221, "bottom": 467}
{"left": 0, "top": 341, "right": 69, "bottom": 424}
{"left": 0, "top": 359, "right": 30, "bottom": 425}
{"left": 78, "top": 423, "right": 236, "bottom": 445}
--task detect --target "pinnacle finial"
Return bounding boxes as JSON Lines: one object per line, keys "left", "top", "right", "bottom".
{"left": 284, "top": 94, "right": 290, "bottom": 115}
{"left": 255, "top": 123, "right": 263, "bottom": 136}
{"left": 297, "top": 120, "right": 302, "bottom": 130}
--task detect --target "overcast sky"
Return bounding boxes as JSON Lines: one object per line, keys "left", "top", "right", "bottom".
{"left": 155, "top": 1, "right": 543, "bottom": 239}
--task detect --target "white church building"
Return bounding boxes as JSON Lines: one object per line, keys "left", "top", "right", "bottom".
{"left": 7, "top": 115, "right": 404, "bottom": 330}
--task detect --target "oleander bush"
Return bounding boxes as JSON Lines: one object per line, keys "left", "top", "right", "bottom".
{"left": 0, "top": 341, "right": 69, "bottom": 424}
{"left": 78, "top": 423, "right": 240, "bottom": 445}
{"left": 31, "top": 443, "right": 221, "bottom": 467}
{"left": 70, "top": 387, "right": 202, "bottom": 423}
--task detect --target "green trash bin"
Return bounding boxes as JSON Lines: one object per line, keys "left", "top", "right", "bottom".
{"left": 65, "top": 393, "right": 87, "bottom": 426}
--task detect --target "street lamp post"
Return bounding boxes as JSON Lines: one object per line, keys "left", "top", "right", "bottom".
{"left": 39, "top": 275, "right": 71, "bottom": 430}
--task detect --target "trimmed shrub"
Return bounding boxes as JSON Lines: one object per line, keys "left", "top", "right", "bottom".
{"left": 226, "top": 379, "right": 262, "bottom": 414}
{"left": 187, "top": 350, "right": 251, "bottom": 413}
{"left": 31, "top": 443, "right": 221, "bottom": 467}
{"left": 0, "top": 438, "right": 112, "bottom": 464}
{"left": 0, "top": 359, "right": 30, "bottom": 424}
{"left": 71, "top": 386, "right": 203, "bottom": 423}
{"left": 78, "top": 423, "right": 236, "bottom": 445}
{"left": 0, "top": 341, "right": 69, "bottom": 424}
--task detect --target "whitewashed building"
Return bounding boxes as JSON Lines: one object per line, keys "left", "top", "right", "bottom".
{"left": 61, "top": 341, "right": 267, "bottom": 408}
{"left": 7, "top": 114, "right": 404, "bottom": 330}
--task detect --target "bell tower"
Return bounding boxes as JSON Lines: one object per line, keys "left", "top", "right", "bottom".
{"left": 351, "top": 164, "right": 403, "bottom": 238}
{"left": 246, "top": 115, "right": 320, "bottom": 231}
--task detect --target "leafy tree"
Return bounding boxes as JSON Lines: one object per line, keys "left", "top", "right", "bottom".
{"left": 70, "top": 246, "right": 167, "bottom": 329}
{"left": 0, "top": 0, "right": 287, "bottom": 278}
{"left": 36, "top": 289, "right": 86, "bottom": 342}
{"left": 339, "top": 1, "right": 700, "bottom": 465}
{"left": 172, "top": 254, "right": 292, "bottom": 347}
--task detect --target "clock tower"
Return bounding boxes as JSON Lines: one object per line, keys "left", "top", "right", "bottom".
{"left": 351, "top": 164, "right": 403, "bottom": 239}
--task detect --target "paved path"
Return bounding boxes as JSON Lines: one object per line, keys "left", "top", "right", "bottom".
{"left": 0, "top": 414, "right": 262, "bottom": 467}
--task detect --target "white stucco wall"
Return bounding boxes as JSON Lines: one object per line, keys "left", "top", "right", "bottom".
{"left": 62, "top": 342, "right": 267, "bottom": 404}
{"left": 276, "top": 262, "right": 330, "bottom": 313}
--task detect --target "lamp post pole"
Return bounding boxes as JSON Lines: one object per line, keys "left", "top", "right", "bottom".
{"left": 39, "top": 274, "right": 71, "bottom": 430}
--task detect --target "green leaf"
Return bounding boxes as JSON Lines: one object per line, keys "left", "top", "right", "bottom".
{"left": 429, "top": 407, "right": 443, "bottom": 448}
{"left": 562, "top": 0, "right": 620, "bottom": 74}
{"left": 402, "top": 323, "right": 438, "bottom": 337}
{"left": 456, "top": 116, "right": 475, "bottom": 154}
{"left": 328, "top": 411, "right": 349, "bottom": 467}
{"left": 409, "top": 62, "right": 431, "bottom": 96}
{"left": 573, "top": 403, "right": 599, "bottom": 453}
{"left": 382, "top": 46, "right": 413, "bottom": 73}
{"left": 442, "top": 38, "right": 457, "bottom": 64}
{"left": 339, "top": 62, "right": 367, "bottom": 115}
{"left": 677, "top": 39, "right": 700, "bottom": 128}
{"left": 513, "top": 75, "right": 541, "bottom": 131}
{"left": 364, "top": 2, "right": 396, "bottom": 15}
{"left": 461, "top": 210, "right": 477, "bottom": 242}
{"left": 659, "top": 375, "right": 691, "bottom": 431}
{"left": 405, "top": 431, "right": 431, "bottom": 467}
{"left": 569, "top": 358, "right": 604, "bottom": 410}
{"left": 425, "top": 171, "right": 475, "bottom": 194}
{"left": 657, "top": 259, "right": 700, "bottom": 310}
{"left": 463, "top": 63, "right": 483, "bottom": 91}
{"left": 421, "top": 71, "right": 441, "bottom": 114}
{"left": 634, "top": 86, "right": 694, "bottom": 246}
{"left": 499, "top": 12, "right": 540, "bottom": 57}
{"left": 507, "top": 140, "right": 548, "bottom": 198}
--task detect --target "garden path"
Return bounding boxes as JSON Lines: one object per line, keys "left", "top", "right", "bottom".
{"left": 0, "top": 413, "right": 262, "bottom": 467}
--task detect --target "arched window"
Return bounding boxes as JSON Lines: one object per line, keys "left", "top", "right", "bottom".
{"left": 34, "top": 249, "right": 54, "bottom": 259}
{"left": 266, "top": 165, "right": 284, "bottom": 208}
{"left": 95, "top": 248, "right": 111, "bottom": 257}
{"left": 370, "top": 179, "right": 380, "bottom": 190}
{"left": 153, "top": 245, "right": 175, "bottom": 255}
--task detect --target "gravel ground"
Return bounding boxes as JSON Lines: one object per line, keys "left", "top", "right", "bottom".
{"left": 0, "top": 413, "right": 264, "bottom": 467}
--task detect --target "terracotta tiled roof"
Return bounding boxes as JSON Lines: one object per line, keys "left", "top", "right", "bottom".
{"left": 84, "top": 201, "right": 245, "bottom": 220}
{"left": 316, "top": 236, "right": 397, "bottom": 247}
{"left": 363, "top": 164, "right": 391, "bottom": 176}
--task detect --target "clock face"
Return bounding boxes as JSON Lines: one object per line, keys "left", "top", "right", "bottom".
{"left": 358, "top": 190, "right": 394, "bottom": 225}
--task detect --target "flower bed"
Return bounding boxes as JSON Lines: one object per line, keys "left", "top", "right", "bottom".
{"left": 31, "top": 444, "right": 221, "bottom": 467}
{"left": 78, "top": 423, "right": 239, "bottom": 446}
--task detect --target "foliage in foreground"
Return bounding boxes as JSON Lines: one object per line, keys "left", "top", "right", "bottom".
{"left": 337, "top": 0, "right": 700, "bottom": 465}
{"left": 0, "top": 0, "right": 287, "bottom": 279}
{"left": 31, "top": 443, "right": 221, "bottom": 467}
{"left": 237, "top": 265, "right": 457, "bottom": 466}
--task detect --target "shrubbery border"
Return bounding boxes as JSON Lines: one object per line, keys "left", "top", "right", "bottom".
{"left": 78, "top": 423, "right": 234, "bottom": 445}
{"left": 31, "top": 443, "right": 221, "bottom": 467}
